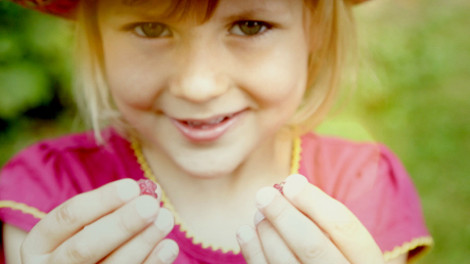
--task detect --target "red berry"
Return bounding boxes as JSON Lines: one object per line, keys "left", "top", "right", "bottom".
{"left": 137, "top": 179, "right": 158, "bottom": 199}
{"left": 273, "top": 181, "right": 285, "bottom": 194}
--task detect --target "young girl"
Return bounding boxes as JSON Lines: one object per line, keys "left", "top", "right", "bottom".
{"left": 0, "top": 0, "right": 432, "bottom": 263}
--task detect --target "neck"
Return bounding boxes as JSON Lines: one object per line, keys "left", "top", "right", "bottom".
{"left": 135, "top": 127, "right": 296, "bottom": 250}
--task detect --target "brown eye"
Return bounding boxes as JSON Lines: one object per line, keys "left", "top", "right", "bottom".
{"left": 134, "top": 23, "right": 171, "bottom": 38}
{"left": 230, "top": 21, "right": 270, "bottom": 36}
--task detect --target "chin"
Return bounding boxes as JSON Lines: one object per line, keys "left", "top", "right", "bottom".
{"left": 175, "top": 152, "right": 244, "bottom": 179}
{"left": 185, "top": 168, "right": 231, "bottom": 179}
{"left": 182, "top": 160, "right": 240, "bottom": 179}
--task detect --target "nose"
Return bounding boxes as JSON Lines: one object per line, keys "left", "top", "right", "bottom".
{"left": 169, "top": 38, "right": 230, "bottom": 103}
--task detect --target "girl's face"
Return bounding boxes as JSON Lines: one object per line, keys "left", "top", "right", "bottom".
{"left": 98, "top": 0, "right": 310, "bottom": 177}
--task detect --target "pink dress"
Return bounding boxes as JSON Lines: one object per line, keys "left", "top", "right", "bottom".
{"left": 0, "top": 129, "right": 432, "bottom": 263}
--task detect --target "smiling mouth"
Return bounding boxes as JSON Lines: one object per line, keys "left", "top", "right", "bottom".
{"left": 170, "top": 110, "right": 246, "bottom": 142}
{"left": 181, "top": 113, "right": 237, "bottom": 128}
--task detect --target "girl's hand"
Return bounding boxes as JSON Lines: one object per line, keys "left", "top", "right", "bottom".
{"left": 237, "top": 174, "right": 385, "bottom": 264}
{"left": 20, "top": 179, "right": 178, "bottom": 264}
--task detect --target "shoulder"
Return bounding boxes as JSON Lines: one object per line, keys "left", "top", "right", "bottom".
{"left": 299, "top": 132, "right": 405, "bottom": 172}
{"left": 298, "top": 133, "right": 418, "bottom": 209}
{"left": 0, "top": 129, "right": 140, "bottom": 190}
{"left": 300, "top": 132, "right": 382, "bottom": 163}
{"left": 0, "top": 129, "right": 139, "bottom": 231}
{"left": 2, "top": 129, "right": 130, "bottom": 174}
{"left": 11, "top": 129, "right": 125, "bottom": 159}
{"left": 299, "top": 133, "right": 386, "bottom": 197}
{"left": 301, "top": 133, "right": 413, "bottom": 191}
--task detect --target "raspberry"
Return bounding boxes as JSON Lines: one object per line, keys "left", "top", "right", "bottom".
{"left": 137, "top": 179, "right": 158, "bottom": 199}
{"left": 273, "top": 181, "right": 285, "bottom": 195}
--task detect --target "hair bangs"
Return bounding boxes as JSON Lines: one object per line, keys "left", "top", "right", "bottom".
{"left": 122, "top": 0, "right": 220, "bottom": 22}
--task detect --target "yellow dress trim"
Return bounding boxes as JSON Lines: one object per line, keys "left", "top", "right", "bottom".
{"left": 0, "top": 200, "right": 46, "bottom": 219}
{"left": 130, "top": 135, "right": 302, "bottom": 254}
{"left": 131, "top": 139, "right": 156, "bottom": 182}
{"left": 383, "top": 236, "right": 433, "bottom": 262}
{"left": 290, "top": 136, "right": 302, "bottom": 175}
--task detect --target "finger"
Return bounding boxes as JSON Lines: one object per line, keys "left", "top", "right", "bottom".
{"left": 24, "top": 179, "right": 141, "bottom": 255}
{"left": 49, "top": 195, "right": 160, "bottom": 264}
{"left": 236, "top": 225, "right": 268, "bottom": 264}
{"left": 282, "top": 174, "right": 384, "bottom": 264}
{"left": 255, "top": 218, "right": 299, "bottom": 264}
{"left": 143, "top": 239, "right": 179, "bottom": 264}
{"left": 101, "top": 208, "right": 175, "bottom": 264}
{"left": 256, "top": 186, "right": 349, "bottom": 263}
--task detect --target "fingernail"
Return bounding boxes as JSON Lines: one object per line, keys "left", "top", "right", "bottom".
{"left": 237, "top": 225, "right": 255, "bottom": 244}
{"left": 116, "top": 179, "right": 140, "bottom": 202}
{"left": 254, "top": 210, "right": 265, "bottom": 225}
{"left": 135, "top": 196, "right": 159, "bottom": 219}
{"left": 155, "top": 184, "right": 162, "bottom": 200}
{"left": 154, "top": 208, "right": 174, "bottom": 231}
{"left": 283, "top": 174, "right": 308, "bottom": 198}
{"left": 255, "top": 187, "right": 278, "bottom": 208}
{"left": 157, "top": 240, "right": 178, "bottom": 263}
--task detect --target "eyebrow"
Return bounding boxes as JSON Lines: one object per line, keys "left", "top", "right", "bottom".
{"left": 219, "top": 4, "right": 291, "bottom": 25}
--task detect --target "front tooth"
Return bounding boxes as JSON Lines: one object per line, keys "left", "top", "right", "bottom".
{"left": 186, "top": 116, "right": 226, "bottom": 127}
{"left": 188, "top": 121, "right": 203, "bottom": 127}
{"left": 208, "top": 117, "right": 225, "bottom": 125}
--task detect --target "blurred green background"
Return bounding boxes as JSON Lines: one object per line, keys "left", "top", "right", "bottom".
{"left": 0, "top": 0, "right": 469, "bottom": 262}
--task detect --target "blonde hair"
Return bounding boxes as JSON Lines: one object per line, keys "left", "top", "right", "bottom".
{"left": 74, "top": 0, "right": 357, "bottom": 141}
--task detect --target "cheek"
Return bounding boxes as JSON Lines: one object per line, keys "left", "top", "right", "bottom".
{"left": 240, "top": 48, "right": 309, "bottom": 107}
{"left": 103, "top": 41, "right": 168, "bottom": 110}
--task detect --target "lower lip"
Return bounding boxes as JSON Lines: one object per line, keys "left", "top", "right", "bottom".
{"left": 170, "top": 111, "right": 245, "bottom": 143}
